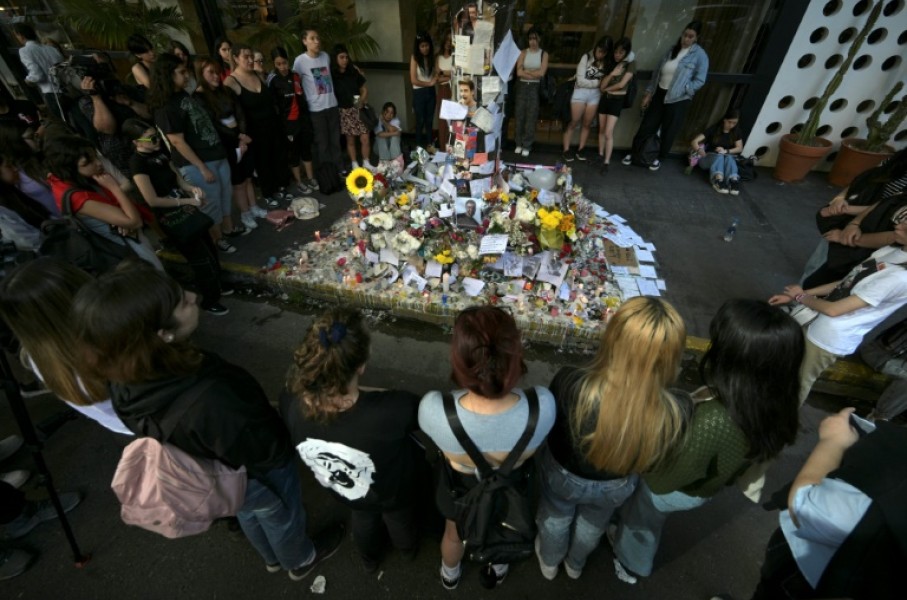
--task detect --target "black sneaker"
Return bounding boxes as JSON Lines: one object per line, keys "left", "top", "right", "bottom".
{"left": 562, "top": 151, "right": 574, "bottom": 163}
{"left": 220, "top": 286, "right": 235, "bottom": 296}
{"left": 728, "top": 179, "right": 740, "bottom": 196}
{"left": 575, "top": 150, "right": 587, "bottom": 162}
{"left": 288, "top": 522, "right": 345, "bottom": 581}
{"left": 600, "top": 162, "right": 609, "bottom": 175}
{"left": 224, "top": 225, "right": 250, "bottom": 238}
{"left": 18, "top": 380, "right": 49, "bottom": 398}
{"left": 2, "top": 493, "right": 81, "bottom": 541}
{"left": 359, "top": 554, "right": 379, "bottom": 574}
{"left": 621, "top": 154, "right": 633, "bottom": 166}
{"left": 201, "top": 302, "right": 230, "bottom": 316}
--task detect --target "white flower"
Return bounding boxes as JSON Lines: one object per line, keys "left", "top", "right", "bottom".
{"left": 466, "top": 244, "right": 479, "bottom": 260}
{"left": 557, "top": 175, "right": 566, "bottom": 187}
{"left": 392, "top": 230, "right": 422, "bottom": 256}
{"left": 410, "top": 209, "right": 429, "bottom": 227}
{"left": 370, "top": 233, "right": 387, "bottom": 249}
{"left": 366, "top": 212, "right": 395, "bottom": 230}
{"left": 515, "top": 198, "right": 536, "bottom": 224}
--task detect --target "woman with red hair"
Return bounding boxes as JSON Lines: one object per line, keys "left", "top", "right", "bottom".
{"left": 418, "top": 306, "right": 556, "bottom": 590}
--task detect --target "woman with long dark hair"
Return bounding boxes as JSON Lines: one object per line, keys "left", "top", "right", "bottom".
{"left": 195, "top": 55, "right": 262, "bottom": 231}
{"left": 419, "top": 306, "right": 556, "bottom": 590}
{"left": 609, "top": 299, "right": 803, "bottom": 583}
{"left": 562, "top": 36, "right": 611, "bottom": 163}
{"left": 690, "top": 108, "right": 744, "bottom": 194}
{"left": 73, "top": 263, "right": 344, "bottom": 580}
{"left": 127, "top": 33, "right": 155, "bottom": 91}
{"left": 622, "top": 21, "right": 709, "bottom": 171}
{"left": 535, "top": 297, "right": 689, "bottom": 581}
{"left": 213, "top": 36, "right": 234, "bottom": 80}
{"left": 435, "top": 30, "right": 454, "bottom": 152}
{"left": 280, "top": 308, "right": 420, "bottom": 573}
{"left": 597, "top": 37, "right": 634, "bottom": 171}
{"left": 224, "top": 43, "right": 290, "bottom": 208}
{"left": 147, "top": 53, "right": 235, "bottom": 253}
{"left": 169, "top": 40, "right": 196, "bottom": 93}
{"left": 331, "top": 44, "right": 371, "bottom": 171}
{"left": 43, "top": 134, "right": 161, "bottom": 268}
{"left": 410, "top": 32, "right": 437, "bottom": 148}
{"left": 268, "top": 47, "right": 317, "bottom": 195}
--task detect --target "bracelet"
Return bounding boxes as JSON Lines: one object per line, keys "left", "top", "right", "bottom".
{"left": 794, "top": 293, "right": 808, "bottom": 303}
{"left": 846, "top": 222, "right": 861, "bottom": 227}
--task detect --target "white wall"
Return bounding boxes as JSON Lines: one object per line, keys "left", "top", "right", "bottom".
{"left": 743, "top": 0, "right": 907, "bottom": 170}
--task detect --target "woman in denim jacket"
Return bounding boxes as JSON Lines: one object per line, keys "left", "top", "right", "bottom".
{"left": 622, "top": 21, "right": 709, "bottom": 171}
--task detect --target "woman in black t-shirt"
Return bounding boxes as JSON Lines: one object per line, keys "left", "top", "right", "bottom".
{"left": 331, "top": 44, "right": 372, "bottom": 171}
{"left": 690, "top": 109, "right": 744, "bottom": 195}
{"left": 123, "top": 118, "right": 230, "bottom": 316}
{"left": 279, "top": 308, "right": 420, "bottom": 573}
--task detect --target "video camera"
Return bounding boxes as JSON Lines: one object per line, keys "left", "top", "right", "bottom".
{"left": 51, "top": 54, "right": 124, "bottom": 99}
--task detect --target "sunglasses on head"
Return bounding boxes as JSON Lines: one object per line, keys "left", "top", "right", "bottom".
{"left": 137, "top": 133, "right": 160, "bottom": 143}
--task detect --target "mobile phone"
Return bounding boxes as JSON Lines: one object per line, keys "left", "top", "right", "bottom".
{"left": 849, "top": 413, "right": 876, "bottom": 437}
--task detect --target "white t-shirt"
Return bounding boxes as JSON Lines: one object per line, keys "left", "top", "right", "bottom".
{"left": 292, "top": 51, "right": 337, "bottom": 112}
{"left": 659, "top": 47, "right": 690, "bottom": 90}
{"left": 808, "top": 246, "right": 907, "bottom": 355}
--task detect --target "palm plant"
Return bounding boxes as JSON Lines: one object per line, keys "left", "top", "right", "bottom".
{"left": 244, "top": 0, "right": 380, "bottom": 60}
{"left": 57, "top": 0, "right": 187, "bottom": 50}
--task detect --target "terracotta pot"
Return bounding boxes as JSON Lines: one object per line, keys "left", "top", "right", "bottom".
{"left": 773, "top": 134, "right": 833, "bottom": 183}
{"left": 827, "top": 138, "right": 894, "bottom": 187}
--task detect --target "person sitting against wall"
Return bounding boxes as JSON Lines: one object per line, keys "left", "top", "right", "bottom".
{"left": 689, "top": 109, "right": 744, "bottom": 195}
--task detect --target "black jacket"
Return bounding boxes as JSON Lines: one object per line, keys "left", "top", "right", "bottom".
{"left": 110, "top": 352, "right": 292, "bottom": 479}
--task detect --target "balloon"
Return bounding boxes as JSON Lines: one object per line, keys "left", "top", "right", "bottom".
{"left": 528, "top": 167, "right": 556, "bottom": 191}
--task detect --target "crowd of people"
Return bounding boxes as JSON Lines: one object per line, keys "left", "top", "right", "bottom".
{"left": 0, "top": 15, "right": 905, "bottom": 599}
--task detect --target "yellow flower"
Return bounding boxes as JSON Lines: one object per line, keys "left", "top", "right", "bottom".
{"left": 559, "top": 214, "right": 575, "bottom": 233}
{"left": 537, "top": 208, "right": 564, "bottom": 230}
{"left": 346, "top": 168, "right": 374, "bottom": 197}
{"left": 396, "top": 193, "right": 411, "bottom": 207}
{"left": 501, "top": 192, "right": 511, "bottom": 203}
{"left": 434, "top": 249, "right": 454, "bottom": 264}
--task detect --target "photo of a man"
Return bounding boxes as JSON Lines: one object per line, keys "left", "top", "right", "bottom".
{"left": 456, "top": 198, "right": 481, "bottom": 228}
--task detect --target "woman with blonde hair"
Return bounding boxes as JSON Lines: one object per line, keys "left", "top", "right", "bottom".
{"left": 0, "top": 258, "right": 131, "bottom": 434}
{"left": 534, "top": 296, "right": 689, "bottom": 581}
{"left": 279, "top": 308, "right": 420, "bottom": 573}
{"left": 609, "top": 299, "right": 803, "bottom": 584}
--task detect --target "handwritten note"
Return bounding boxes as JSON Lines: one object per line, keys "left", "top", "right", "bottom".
{"left": 425, "top": 260, "right": 443, "bottom": 278}
{"left": 461, "top": 277, "right": 486, "bottom": 296}
{"left": 637, "top": 279, "right": 661, "bottom": 297}
{"left": 492, "top": 31, "right": 520, "bottom": 81}
{"left": 379, "top": 248, "right": 399, "bottom": 266}
{"left": 479, "top": 234, "right": 509, "bottom": 255}
{"left": 454, "top": 36, "right": 471, "bottom": 68}
{"left": 440, "top": 99, "right": 467, "bottom": 121}
{"left": 365, "top": 249, "right": 379, "bottom": 264}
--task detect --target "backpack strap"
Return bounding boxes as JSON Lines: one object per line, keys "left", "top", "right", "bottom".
{"left": 442, "top": 387, "right": 540, "bottom": 479}
{"left": 61, "top": 188, "right": 76, "bottom": 217}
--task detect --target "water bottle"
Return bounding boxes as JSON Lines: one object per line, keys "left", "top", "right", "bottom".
{"left": 723, "top": 217, "right": 739, "bottom": 242}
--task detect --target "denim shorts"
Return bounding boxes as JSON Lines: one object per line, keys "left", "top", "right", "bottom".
{"left": 571, "top": 87, "right": 601, "bottom": 106}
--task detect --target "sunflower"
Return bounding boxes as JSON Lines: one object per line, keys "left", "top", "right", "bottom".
{"left": 346, "top": 168, "right": 374, "bottom": 197}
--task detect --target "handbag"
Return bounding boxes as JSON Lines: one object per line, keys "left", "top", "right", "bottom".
{"left": 359, "top": 104, "right": 379, "bottom": 131}
{"left": 38, "top": 188, "right": 135, "bottom": 275}
{"left": 157, "top": 205, "right": 214, "bottom": 245}
{"left": 622, "top": 74, "right": 638, "bottom": 109}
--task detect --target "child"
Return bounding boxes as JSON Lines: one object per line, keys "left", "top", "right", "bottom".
{"left": 279, "top": 308, "right": 420, "bottom": 572}
{"left": 374, "top": 102, "right": 404, "bottom": 176}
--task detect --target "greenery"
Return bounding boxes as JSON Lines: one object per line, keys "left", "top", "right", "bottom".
{"left": 864, "top": 82, "right": 907, "bottom": 152}
{"left": 58, "top": 0, "right": 187, "bottom": 50}
{"left": 796, "top": 0, "right": 882, "bottom": 146}
{"left": 244, "top": 0, "right": 380, "bottom": 60}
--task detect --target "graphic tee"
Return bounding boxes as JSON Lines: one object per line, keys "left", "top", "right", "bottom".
{"left": 292, "top": 51, "right": 338, "bottom": 113}
{"left": 154, "top": 91, "right": 226, "bottom": 168}
{"left": 279, "top": 388, "right": 420, "bottom": 510}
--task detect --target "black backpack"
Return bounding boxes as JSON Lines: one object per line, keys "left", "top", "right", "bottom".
{"left": 631, "top": 133, "right": 660, "bottom": 167}
{"left": 622, "top": 77, "right": 638, "bottom": 109}
{"left": 441, "top": 388, "right": 539, "bottom": 565}
{"left": 38, "top": 188, "right": 134, "bottom": 275}
{"left": 315, "top": 162, "right": 343, "bottom": 195}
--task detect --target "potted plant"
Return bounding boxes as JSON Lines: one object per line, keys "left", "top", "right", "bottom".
{"left": 773, "top": 0, "right": 882, "bottom": 183}
{"left": 828, "top": 82, "right": 907, "bottom": 186}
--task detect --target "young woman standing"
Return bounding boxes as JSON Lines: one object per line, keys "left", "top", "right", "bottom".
{"left": 514, "top": 28, "right": 548, "bottom": 159}
{"left": 562, "top": 37, "right": 611, "bottom": 162}
{"left": 597, "top": 38, "right": 635, "bottom": 172}
{"left": 331, "top": 44, "right": 372, "bottom": 171}
{"left": 410, "top": 32, "right": 438, "bottom": 149}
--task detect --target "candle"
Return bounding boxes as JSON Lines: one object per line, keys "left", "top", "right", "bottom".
{"left": 314, "top": 230, "right": 321, "bottom": 241}
{"left": 442, "top": 273, "right": 450, "bottom": 293}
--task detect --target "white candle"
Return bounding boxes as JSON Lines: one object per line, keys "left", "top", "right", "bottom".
{"left": 442, "top": 273, "right": 450, "bottom": 293}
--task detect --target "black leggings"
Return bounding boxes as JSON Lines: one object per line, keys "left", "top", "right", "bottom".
{"left": 632, "top": 87, "right": 691, "bottom": 159}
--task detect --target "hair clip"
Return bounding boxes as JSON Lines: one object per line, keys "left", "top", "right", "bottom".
{"left": 318, "top": 322, "right": 348, "bottom": 348}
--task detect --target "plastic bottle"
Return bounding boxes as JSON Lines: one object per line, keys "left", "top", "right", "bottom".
{"left": 723, "top": 217, "right": 740, "bottom": 242}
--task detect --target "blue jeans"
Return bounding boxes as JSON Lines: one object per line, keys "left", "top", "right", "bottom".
{"left": 535, "top": 446, "right": 638, "bottom": 571}
{"left": 236, "top": 460, "right": 314, "bottom": 570}
{"left": 179, "top": 159, "right": 232, "bottom": 224}
{"left": 699, "top": 153, "right": 739, "bottom": 181}
{"left": 412, "top": 86, "right": 436, "bottom": 148}
{"left": 612, "top": 480, "right": 708, "bottom": 576}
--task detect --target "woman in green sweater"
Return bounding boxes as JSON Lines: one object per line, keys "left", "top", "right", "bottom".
{"left": 609, "top": 299, "right": 803, "bottom": 583}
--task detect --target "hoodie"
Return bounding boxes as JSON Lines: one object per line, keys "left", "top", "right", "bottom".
{"left": 110, "top": 352, "right": 291, "bottom": 479}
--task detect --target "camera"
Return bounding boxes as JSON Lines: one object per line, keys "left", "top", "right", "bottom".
{"left": 51, "top": 54, "right": 123, "bottom": 98}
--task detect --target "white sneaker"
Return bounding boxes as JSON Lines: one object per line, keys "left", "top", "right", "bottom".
{"left": 0, "top": 470, "right": 30, "bottom": 489}
{"left": 351, "top": 160, "right": 360, "bottom": 170}
{"left": 648, "top": 159, "right": 661, "bottom": 171}
{"left": 240, "top": 212, "right": 258, "bottom": 230}
{"left": 363, "top": 160, "right": 376, "bottom": 172}
{"left": 250, "top": 205, "right": 268, "bottom": 218}
{"left": 514, "top": 146, "right": 523, "bottom": 154}
{"left": 521, "top": 148, "right": 530, "bottom": 157}
{"left": 534, "top": 536, "right": 558, "bottom": 580}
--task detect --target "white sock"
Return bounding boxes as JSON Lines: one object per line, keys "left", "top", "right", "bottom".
{"left": 441, "top": 561, "right": 461, "bottom": 580}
